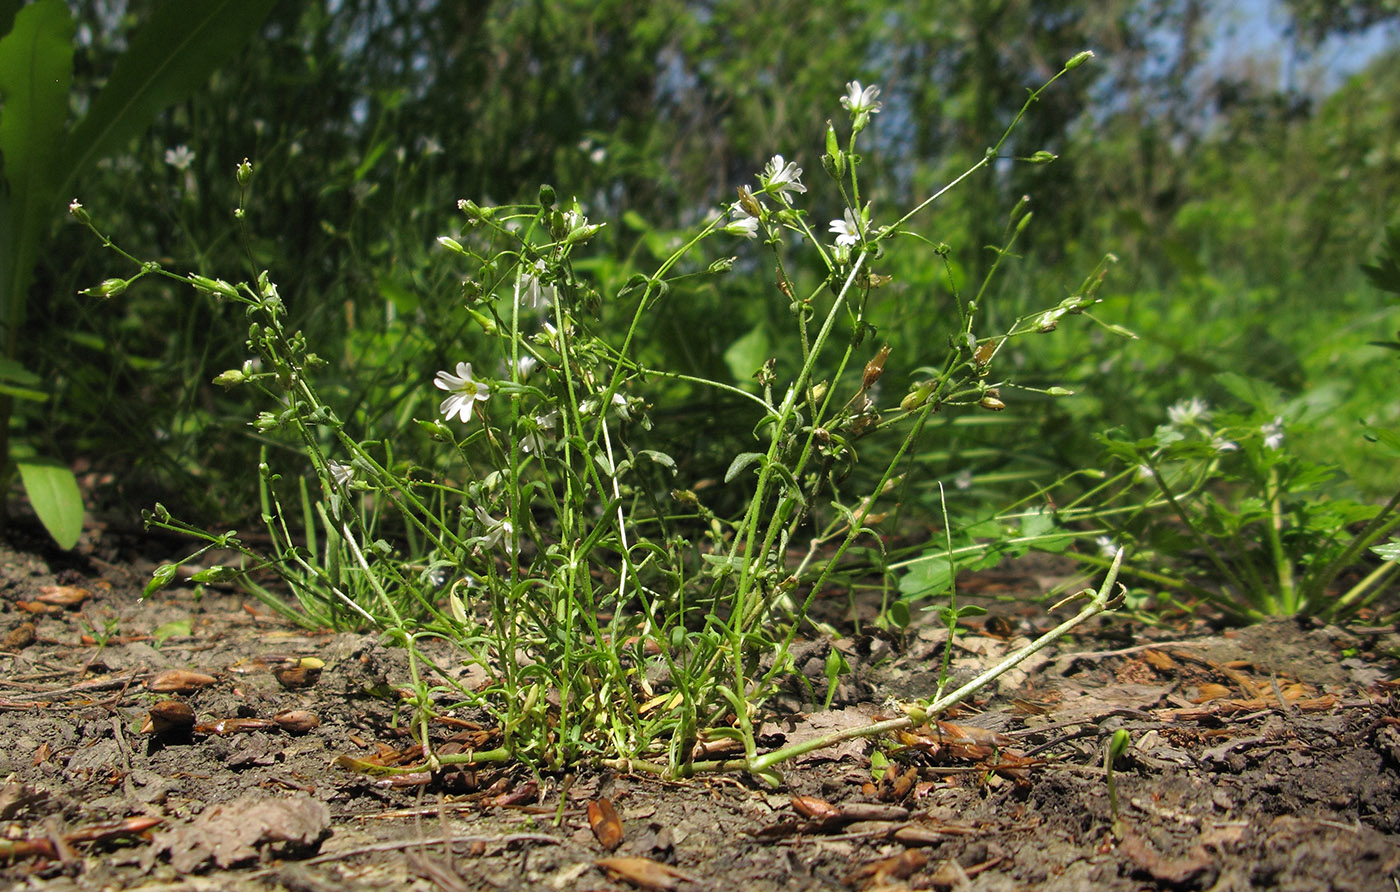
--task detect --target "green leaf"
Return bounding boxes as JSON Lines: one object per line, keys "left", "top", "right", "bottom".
{"left": 724, "top": 451, "right": 765, "bottom": 484}
{"left": 151, "top": 618, "right": 191, "bottom": 645}
{"left": 1361, "top": 223, "right": 1400, "bottom": 296}
{"left": 722, "top": 323, "right": 771, "bottom": 386}
{"left": 1019, "top": 507, "right": 1074, "bottom": 553}
{"left": 16, "top": 457, "right": 83, "bottom": 549}
{"left": 1371, "top": 539, "right": 1400, "bottom": 563}
{"left": 0, "top": 0, "right": 75, "bottom": 337}
{"left": 57, "top": 0, "right": 280, "bottom": 197}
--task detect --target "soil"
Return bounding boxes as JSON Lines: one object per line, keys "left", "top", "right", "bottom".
{"left": 1, "top": 522, "right": 1398, "bottom": 891}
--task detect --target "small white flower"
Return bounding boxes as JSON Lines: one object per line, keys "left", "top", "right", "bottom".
{"left": 840, "top": 81, "right": 883, "bottom": 116}
{"left": 1167, "top": 396, "right": 1211, "bottom": 427}
{"left": 829, "top": 209, "right": 862, "bottom": 247}
{"left": 474, "top": 506, "right": 514, "bottom": 551}
{"left": 164, "top": 145, "right": 196, "bottom": 171}
{"left": 724, "top": 216, "right": 759, "bottom": 239}
{"left": 519, "top": 261, "right": 556, "bottom": 310}
{"left": 1212, "top": 436, "right": 1239, "bottom": 453}
{"left": 434, "top": 361, "right": 490, "bottom": 423}
{"left": 515, "top": 354, "right": 538, "bottom": 378}
{"left": 759, "top": 155, "right": 807, "bottom": 198}
{"left": 1261, "top": 416, "right": 1285, "bottom": 450}
{"left": 1134, "top": 464, "right": 1155, "bottom": 482}
{"left": 327, "top": 461, "right": 354, "bottom": 487}
{"left": 520, "top": 410, "right": 558, "bottom": 454}
{"left": 953, "top": 468, "right": 974, "bottom": 491}
{"left": 418, "top": 135, "right": 444, "bottom": 157}
{"left": 1094, "top": 535, "right": 1118, "bottom": 559}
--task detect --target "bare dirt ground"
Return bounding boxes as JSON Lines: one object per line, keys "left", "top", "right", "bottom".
{"left": 1, "top": 521, "right": 1398, "bottom": 891}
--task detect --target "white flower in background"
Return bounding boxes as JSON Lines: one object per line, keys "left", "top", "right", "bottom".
{"left": 474, "top": 506, "right": 514, "bottom": 551}
{"left": 519, "top": 261, "right": 556, "bottom": 310}
{"left": 1094, "top": 535, "right": 1118, "bottom": 559}
{"left": 1212, "top": 436, "right": 1239, "bottom": 453}
{"left": 829, "top": 209, "right": 862, "bottom": 247}
{"left": 1166, "top": 396, "right": 1211, "bottom": 427}
{"left": 434, "top": 361, "right": 490, "bottom": 423}
{"left": 581, "top": 392, "right": 629, "bottom": 419}
{"left": 327, "top": 461, "right": 354, "bottom": 487}
{"left": 515, "top": 354, "right": 538, "bottom": 378}
{"left": 724, "top": 216, "right": 759, "bottom": 239}
{"left": 953, "top": 468, "right": 974, "bottom": 491}
{"left": 418, "top": 135, "right": 444, "bottom": 157}
{"left": 759, "top": 155, "right": 807, "bottom": 198}
{"left": 520, "top": 410, "right": 558, "bottom": 454}
{"left": 840, "top": 81, "right": 882, "bottom": 116}
{"left": 164, "top": 145, "right": 196, "bottom": 171}
{"left": 1261, "top": 416, "right": 1285, "bottom": 450}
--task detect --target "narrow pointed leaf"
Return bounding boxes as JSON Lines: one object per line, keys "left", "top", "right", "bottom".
{"left": 58, "top": 0, "right": 279, "bottom": 196}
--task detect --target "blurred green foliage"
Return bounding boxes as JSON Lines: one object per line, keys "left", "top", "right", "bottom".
{"left": 15, "top": 0, "right": 1400, "bottom": 546}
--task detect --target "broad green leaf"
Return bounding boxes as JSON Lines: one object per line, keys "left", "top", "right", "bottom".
{"left": 16, "top": 456, "right": 83, "bottom": 549}
{"left": 723, "top": 323, "right": 770, "bottom": 386}
{"left": 151, "top": 618, "right": 191, "bottom": 644}
{"left": 58, "top": 0, "right": 279, "bottom": 196}
{"left": 0, "top": 0, "right": 74, "bottom": 336}
{"left": 1020, "top": 507, "right": 1074, "bottom": 553}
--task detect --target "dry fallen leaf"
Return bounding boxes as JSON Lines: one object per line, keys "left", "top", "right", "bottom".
{"left": 1141, "top": 649, "right": 1177, "bottom": 671}
{"left": 36, "top": 585, "right": 91, "bottom": 608}
{"left": 588, "top": 796, "right": 624, "bottom": 851}
{"left": 142, "top": 700, "right": 196, "bottom": 735}
{"left": 845, "top": 849, "right": 927, "bottom": 887}
{"left": 791, "top": 795, "right": 840, "bottom": 821}
{"left": 2, "top": 622, "right": 36, "bottom": 651}
{"left": 146, "top": 669, "right": 218, "bottom": 693}
{"left": 596, "top": 856, "right": 697, "bottom": 891}
{"left": 273, "top": 710, "right": 321, "bottom": 734}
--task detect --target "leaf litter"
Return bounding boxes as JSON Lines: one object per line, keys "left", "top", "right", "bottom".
{"left": 0, "top": 533, "right": 1396, "bottom": 890}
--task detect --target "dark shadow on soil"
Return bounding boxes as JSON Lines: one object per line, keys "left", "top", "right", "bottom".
{"left": 1, "top": 530, "right": 1397, "bottom": 891}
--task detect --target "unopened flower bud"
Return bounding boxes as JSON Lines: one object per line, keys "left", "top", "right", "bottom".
{"left": 190, "top": 275, "right": 238, "bottom": 299}
{"left": 736, "top": 185, "right": 762, "bottom": 218}
{"left": 538, "top": 183, "right": 556, "bottom": 208}
{"left": 211, "top": 368, "right": 247, "bottom": 388}
{"left": 81, "top": 278, "right": 128, "bottom": 298}
{"left": 1065, "top": 50, "right": 1094, "bottom": 70}
{"left": 437, "top": 235, "right": 466, "bottom": 254}
{"left": 1028, "top": 150, "right": 1057, "bottom": 164}
{"left": 979, "top": 389, "right": 1006, "bottom": 411}
{"left": 236, "top": 158, "right": 253, "bottom": 185}
{"left": 901, "top": 381, "right": 935, "bottom": 411}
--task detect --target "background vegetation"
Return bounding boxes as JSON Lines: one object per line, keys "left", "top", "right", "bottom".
{"left": 8, "top": 0, "right": 1400, "bottom": 619}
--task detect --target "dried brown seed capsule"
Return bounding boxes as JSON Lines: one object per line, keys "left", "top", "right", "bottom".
{"left": 861, "top": 345, "right": 891, "bottom": 391}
